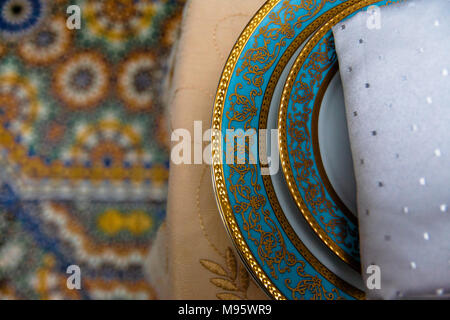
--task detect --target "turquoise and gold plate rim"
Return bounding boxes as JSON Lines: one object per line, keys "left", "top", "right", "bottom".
{"left": 211, "top": 0, "right": 390, "bottom": 299}
{"left": 278, "top": 0, "right": 403, "bottom": 271}
{"left": 278, "top": 18, "right": 361, "bottom": 270}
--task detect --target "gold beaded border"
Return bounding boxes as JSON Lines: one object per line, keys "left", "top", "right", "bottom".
{"left": 212, "top": 0, "right": 381, "bottom": 299}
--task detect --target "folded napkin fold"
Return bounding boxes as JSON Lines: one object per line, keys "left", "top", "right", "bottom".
{"left": 333, "top": 0, "right": 450, "bottom": 299}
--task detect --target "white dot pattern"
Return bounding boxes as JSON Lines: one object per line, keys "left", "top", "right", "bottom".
{"left": 434, "top": 149, "right": 441, "bottom": 157}
{"left": 332, "top": 0, "right": 450, "bottom": 299}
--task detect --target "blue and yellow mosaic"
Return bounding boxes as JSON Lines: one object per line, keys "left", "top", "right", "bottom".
{"left": 0, "top": 0, "right": 185, "bottom": 299}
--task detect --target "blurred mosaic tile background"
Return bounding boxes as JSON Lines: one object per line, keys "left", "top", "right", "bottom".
{"left": 0, "top": 0, "right": 185, "bottom": 299}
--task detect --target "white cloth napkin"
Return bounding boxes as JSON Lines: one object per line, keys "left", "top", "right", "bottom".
{"left": 332, "top": 0, "right": 450, "bottom": 299}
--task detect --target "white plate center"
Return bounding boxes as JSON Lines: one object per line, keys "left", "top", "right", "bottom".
{"left": 318, "top": 71, "right": 357, "bottom": 216}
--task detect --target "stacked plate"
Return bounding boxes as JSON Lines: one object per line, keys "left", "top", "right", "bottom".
{"left": 212, "top": 0, "right": 400, "bottom": 300}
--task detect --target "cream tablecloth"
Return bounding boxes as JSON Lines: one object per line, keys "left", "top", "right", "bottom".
{"left": 146, "top": 0, "right": 268, "bottom": 300}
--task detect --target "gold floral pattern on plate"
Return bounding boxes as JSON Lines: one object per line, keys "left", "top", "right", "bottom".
{"left": 212, "top": 0, "right": 373, "bottom": 300}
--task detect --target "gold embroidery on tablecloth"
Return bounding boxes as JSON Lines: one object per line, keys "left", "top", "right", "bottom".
{"left": 200, "top": 248, "right": 250, "bottom": 300}
{"left": 197, "top": 165, "right": 251, "bottom": 300}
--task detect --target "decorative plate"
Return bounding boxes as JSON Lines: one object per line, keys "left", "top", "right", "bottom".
{"left": 280, "top": 59, "right": 361, "bottom": 268}
{"left": 278, "top": 0, "right": 399, "bottom": 270}
{"left": 212, "top": 0, "right": 402, "bottom": 299}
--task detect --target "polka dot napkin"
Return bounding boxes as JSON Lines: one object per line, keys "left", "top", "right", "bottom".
{"left": 332, "top": 0, "right": 450, "bottom": 299}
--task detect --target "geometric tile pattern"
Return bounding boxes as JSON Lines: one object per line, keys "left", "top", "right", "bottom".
{"left": 0, "top": 0, "right": 185, "bottom": 299}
